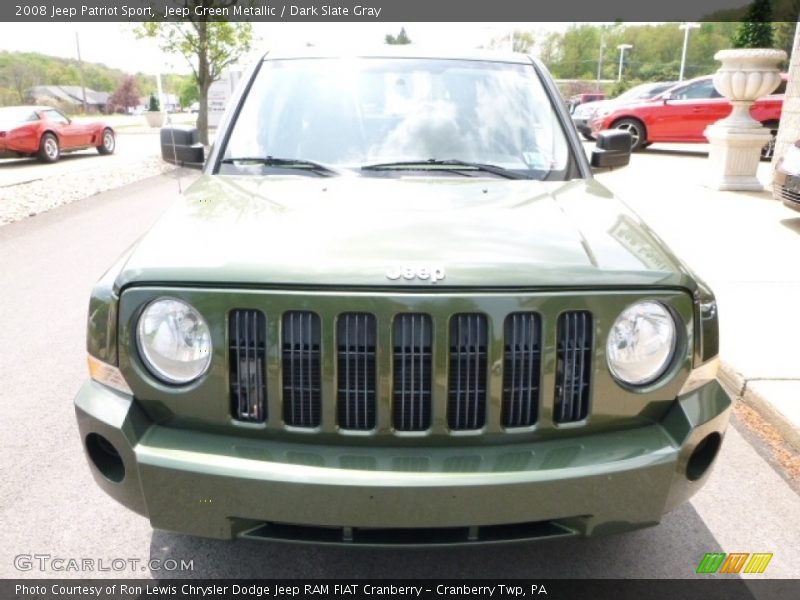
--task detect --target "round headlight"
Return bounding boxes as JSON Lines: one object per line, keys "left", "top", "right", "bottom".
{"left": 137, "top": 298, "right": 212, "bottom": 384}
{"left": 606, "top": 301, "right": 676, "bottom": 386}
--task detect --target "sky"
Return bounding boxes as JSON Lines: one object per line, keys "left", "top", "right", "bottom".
{"left": 0, "top": 22, "right": 573, "bottom": 75}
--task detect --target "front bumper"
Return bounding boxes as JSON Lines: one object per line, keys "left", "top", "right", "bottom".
{"left": 75, "top": 379, "right": 731, "bottom": 544}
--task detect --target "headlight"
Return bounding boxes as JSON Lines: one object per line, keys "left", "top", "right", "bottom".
{"left": 606, "top": 301, "right": 676, "bottom": 386}
{"left": 137, "top": 298, "right": 212, "bottom": 384}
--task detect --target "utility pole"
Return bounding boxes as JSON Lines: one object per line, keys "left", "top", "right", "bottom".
{"left": 75, "top": 32, "right": 88, "bottom": 114}
{"left": 679, "top": 22, "right": 700, "bottom": 81}
{"left": 617, "top": 44, "right": 633, "bottom": 82}
{"left": 597, "top": 35, "right": 606, "bottom": 91}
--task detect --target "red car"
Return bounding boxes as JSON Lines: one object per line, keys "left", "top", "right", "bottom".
{"left": 590, "top": 74, "right": 785, "bottom": 156}
{"left": 0, "top": 105, "right": 115, "bottom": 163}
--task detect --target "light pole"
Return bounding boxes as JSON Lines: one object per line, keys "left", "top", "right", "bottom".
{"left": 679, "top": 22, "right": 700, "bottom": 81}
{"left": 597, "top": 35, "right": 606, "bottom": 91}
{"left": 617, "top": 44, "right": 632, "bottom": 82}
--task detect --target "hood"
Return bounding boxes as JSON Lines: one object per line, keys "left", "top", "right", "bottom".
{"left": 573, "top": 99, "right": 609, "bottom": 116}
{"left": 116, "top": 174, "right": 693, "bottom": 290}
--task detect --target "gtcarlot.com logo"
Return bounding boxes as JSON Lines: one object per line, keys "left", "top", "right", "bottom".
{"left": 14, "top": 554, "right": 194, "bottom": 572}
{"left": 696, "top": 552, "right": 773, "bottom": 574}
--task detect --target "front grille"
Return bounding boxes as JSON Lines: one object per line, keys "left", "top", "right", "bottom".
{"left": 337, "top": 313, "right": 377, "bottom": 430}
{"left": 554, "top": 311, "right": 593, "bottom": 423}
{"left": 225, "top": 304, "right": 599, "bottom": 432}
{"left": 282, "top": 311, "right": 322, "bottom": 428}
{"left": 448, "top": 314, "right": 488, "bottom": 430}
{"left": 502, "top": 312, "right": 542, "bottom": 428}
{"left": 230, "top": 309, "right": 267, "bottom": 422}
{"left": 393, "top": 314, "right": 433, "bottom": 431}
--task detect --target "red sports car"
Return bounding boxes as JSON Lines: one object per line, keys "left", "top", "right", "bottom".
{"left": 0, "top": 105, "right": 115, "bottom": 163}
{"left": 590, "top": 74, "right": 785, "bottom": 156}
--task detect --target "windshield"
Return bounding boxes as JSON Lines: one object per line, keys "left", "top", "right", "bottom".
{"left": 616, "top": 83, "right": 673, "bottom": 102}
{"left": 0, "top": 107, "right": 38, "bottom": 127}
{"left": 221, "top": 57, "right": 572, "bottom": 179}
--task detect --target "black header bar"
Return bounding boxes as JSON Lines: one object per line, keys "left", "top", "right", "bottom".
{"left": 0, "top": 0, "right": 776, "bottom": 23}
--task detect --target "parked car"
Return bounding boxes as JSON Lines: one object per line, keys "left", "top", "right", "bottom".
{"left": 572, "top": 82, "right": 676, "bottom": 141}
{"left": 0, "top": 105, "right": 115, "bottom": 163}
{"left": 773, "top": 140, "right": 800, "bottom": 212}
{"left": 590, "top": 74, "right": 786, "bottom": 154}
{"left": 75, "top": 48, "right": 729, "bottom": 544}
{"left": 567, "top": 92, "right": 605, "bottom": 113}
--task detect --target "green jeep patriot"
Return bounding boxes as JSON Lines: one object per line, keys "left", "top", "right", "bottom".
{"left": 75, "top": 49, "right": 730, "bottom": 544}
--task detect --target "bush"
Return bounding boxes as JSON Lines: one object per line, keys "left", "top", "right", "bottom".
{"left": 148, "top": 94, "right": 160, "bottom": 112}
{"left": 732, "top": 0, "right": 774, "bottom": 48}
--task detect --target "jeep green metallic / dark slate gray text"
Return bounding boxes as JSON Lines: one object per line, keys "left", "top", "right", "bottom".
{"left": 75, "top": 49, "right": 730, "bottom": 544}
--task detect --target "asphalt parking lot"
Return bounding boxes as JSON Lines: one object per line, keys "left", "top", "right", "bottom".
{"left": 0, "top": 144, "right": 798, "bottom": 580}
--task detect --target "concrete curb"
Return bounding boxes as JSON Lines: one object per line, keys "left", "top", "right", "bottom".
{"left": 719, "top": 361, "right": 800, "bottom": 452}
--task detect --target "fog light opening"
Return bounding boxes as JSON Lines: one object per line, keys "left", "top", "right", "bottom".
{"left": 686, "top": 432, "right": 722, "bottom": 481}
{"left": 85, "top": 433, "right": 125, "bottom": 483}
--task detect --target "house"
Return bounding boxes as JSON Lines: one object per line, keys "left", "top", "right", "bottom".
{"left": 26, "top": 85, "right": 110, "bottom": 113}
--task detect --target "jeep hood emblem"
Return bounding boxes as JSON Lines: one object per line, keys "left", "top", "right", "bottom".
{"left": 386, "top": 265, "right": 446, "bottom": 284}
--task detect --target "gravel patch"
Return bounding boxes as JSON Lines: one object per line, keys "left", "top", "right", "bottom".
{"left": 1, "top": 156, "right": 176, "bottom": 226}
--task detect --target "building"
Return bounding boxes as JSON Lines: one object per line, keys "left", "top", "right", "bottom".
{"left": 26, "top": 85, "right": 110, "bottom": 113}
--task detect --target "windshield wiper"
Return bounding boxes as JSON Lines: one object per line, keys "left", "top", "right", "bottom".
{"left": 360, "top": 159, "right": 531, "bottom": 180}
{"left": 221, "top": 156, "right": 339, "bottom": 177}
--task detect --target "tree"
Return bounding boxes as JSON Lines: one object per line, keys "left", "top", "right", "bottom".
{"left": 7, "top": 62, "right": 40, "bottom": 102}
{"left": 488, "top": 30, "right": 535, "bottom": 53}
{"left": 733, "top": 0, "right": 774, "bottom": 48}
{"left": 108, "top": 75, "right": 139, "bottom": 113}
{"left": 385, "top": 27, "right": 411, "bottom": 45}
{"left": 511, "top": 31, "right": 535, "bottom": 54}
{"left": 138, "top": 2, "right": 253, "bottom": 144}
{"left": 179, "top": 77, "right": 200, "bottom": 109}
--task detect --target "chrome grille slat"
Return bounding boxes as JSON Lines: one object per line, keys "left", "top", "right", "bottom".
{"left": 393, "top": 314, "right": 432, "bottom": 431}
{"left": 337, "top": 313, "right": 376, "bottom": 430}
{"left": 282, "top": 311, "right": 321, "bottom": 427}
{"left": 502, "top": 312, "right": 541, "bottom": 428}
{"left": 230, "top": 309, "right": 266, "bottom": 422}
{"left": 554, "top": 311, "right": 592, "bottom": 423}
{"left": 448, "top": 313, "right": 488, "bottom": 430}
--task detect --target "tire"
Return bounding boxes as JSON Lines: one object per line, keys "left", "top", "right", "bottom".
{"left": 761, "top": 122, "right": 778, "bottom": 161}
{"left": 581, "top": 132, "right": 595, "bottom": 142}
{"left": 97, "top": 128, "right": 115, "bottom": 155}
{"left": 37, "top": 133, "right": 60, "bottom": 163}
{"left": 612, "top": 118, "right": 646, "bottom": 152}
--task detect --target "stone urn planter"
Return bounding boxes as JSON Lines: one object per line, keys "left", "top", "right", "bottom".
{"left": 704, "top": 48, "right": 786, "bottom": 191}
{"left": 145, "top": 110, "right": 166, "bottom": 128}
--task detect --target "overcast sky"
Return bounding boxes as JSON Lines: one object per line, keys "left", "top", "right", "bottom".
{"left": 0, "top": 22, "right": 575, "bottom": 75}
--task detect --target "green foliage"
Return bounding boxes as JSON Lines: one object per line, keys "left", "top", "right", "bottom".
{"left": 385, "top": 27, "right": 411, "bottom": 45}
{"left": 0, "top": 50, "right": 167, "bottom": 107}
{"left": 543, "top": 22, "right": 745, "bottom": 82}
{"left": 179, "top": 77, "right": 200, "bottom": 108}
{"left": 148, "top": 94, "right": 160, "bottom": 112}
{"left": 487, "top": 30, "right": 535, "bottom": 53}
{"left": 137, "top": 6, "right": 254, "bottom": 144}
{"left": 732, "top": 0, "right": 774, "bottom": 48}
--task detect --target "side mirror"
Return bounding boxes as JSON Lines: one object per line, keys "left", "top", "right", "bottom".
{"left": 662, "top": 92, "right": 672, "bottom": 104}
{"left": 591, "top": 129, "right": 631, "bottom": 171}
{"left": 160, "top": 126, "right": 204, "bottom": 169}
